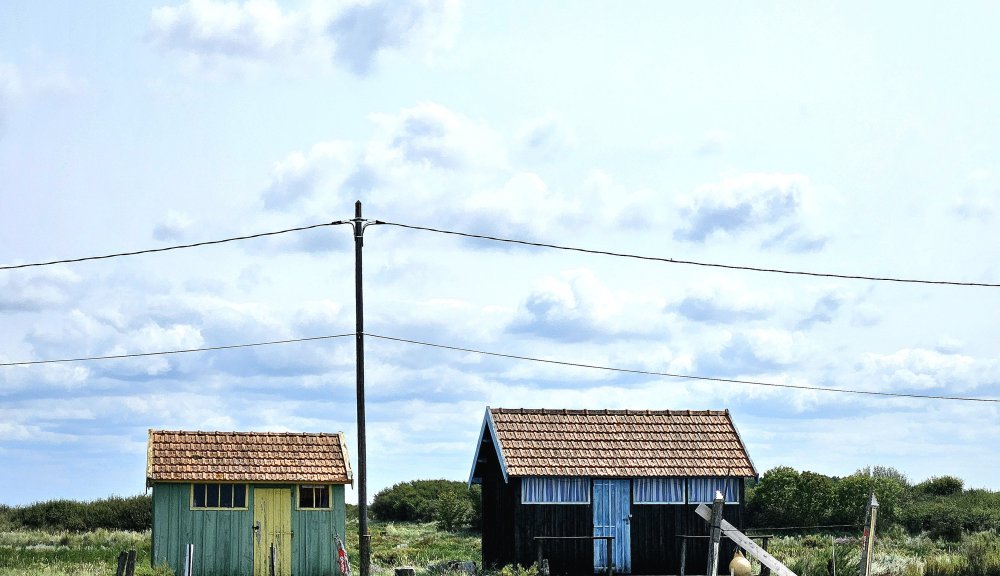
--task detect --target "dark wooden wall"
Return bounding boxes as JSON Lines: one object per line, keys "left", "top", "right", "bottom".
{"left": 630, "top": 502, "right": 743, "bottom": 575}
{"left": 478, "top": 433, "right": 749, "bottom": 575}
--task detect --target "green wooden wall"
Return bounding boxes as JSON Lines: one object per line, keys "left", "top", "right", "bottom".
{"left": 152, "top": 483, "right": 347, "bottom": 576}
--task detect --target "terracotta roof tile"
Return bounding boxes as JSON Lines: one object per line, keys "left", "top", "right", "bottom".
{"left": 489, "top": 408, "right": 755, "bottom": 478}
{"left": 146, "top": 430, "right": 353, "bottom": 485}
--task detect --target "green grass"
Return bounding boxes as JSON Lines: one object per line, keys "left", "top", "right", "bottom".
{"left": 0, "top": 529, "right": 170, "bottom": 576}
{"left": 346, "top": 518, "right": 481, "bottom": 575}
{"left": 2, "top": 524, "right": 997, "bottom": 576}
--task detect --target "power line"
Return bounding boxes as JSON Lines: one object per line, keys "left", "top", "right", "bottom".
{"left": 0, "top": 334, "right": 354, "bottom": 366}
{"left": 363, "top": 333, "right": 1000, "bottom": 403}
{"left": 380, "top": 221, "right": 1000, "bottom": 288}
{"left": 0, "top": 220, "right": 348, "bottom": 271}
{"left": 3, "top": 330, "right": 996, "bottom": 402}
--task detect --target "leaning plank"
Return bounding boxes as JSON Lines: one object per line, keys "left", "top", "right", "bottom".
{"left": 694, "top": 504, "right": 798, "bottom": 576}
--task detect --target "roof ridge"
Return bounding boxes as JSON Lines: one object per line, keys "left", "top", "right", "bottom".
{"left": 489, "top": 407, "right": 731, "bottom": 416}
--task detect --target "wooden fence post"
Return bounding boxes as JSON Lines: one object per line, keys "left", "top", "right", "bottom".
{"left": 859, "top": 493, "right": 879, "bottom": 576}
{"left": 679, "top": 537, "right": 687, "bottom": 576}
{"left": 761, "top": 538, "right": 771, "bottom": 576}
{"left": 116, "top": 551, "right": 127, "bottom": 576}
{"left": 125, "top": 549, "right": 136, "bottom": 576}
{"left": 706, "top": 491, "right": 725, "bottom": 576}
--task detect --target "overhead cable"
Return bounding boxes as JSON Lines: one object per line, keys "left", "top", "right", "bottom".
{"left": 0, "top": 221, "right": 348, "bottom": 270}
{"left": 380, "top": 221, "right": 1000, "bottom": 288}
{"left": 3, "top": 331, "right": 996, "bottom": 402}
{"left": 363, "top": 333, "right": 1000, "bottom": 403}
{"left": 0, "top": 334, "right": 355, "bottom": 366}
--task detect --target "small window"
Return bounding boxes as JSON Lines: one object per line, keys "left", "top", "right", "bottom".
{"left": 521, "top": 477, "right": 590, "bottom": 504}
{"left": 687, "top": 478, "right": 740, "bottom": 504}
{"left": 299, "top": 485, "right": 331, "bottom": 509}
{"left": 191, "top": 484, "right": 247, "bottom": 509}
{"left": 634, "top": 478, "right": 685, "bottom": 504}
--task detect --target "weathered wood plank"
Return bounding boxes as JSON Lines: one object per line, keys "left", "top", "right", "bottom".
{"left": 694, "top": 504, "right": 797, "bottom": 576}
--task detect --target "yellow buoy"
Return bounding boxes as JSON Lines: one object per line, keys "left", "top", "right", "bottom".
{"left": 730, "top": 549, "right": 752, "bottom": 576}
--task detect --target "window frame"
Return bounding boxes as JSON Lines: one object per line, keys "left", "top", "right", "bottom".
{"left": 633, "top": 477, "right": 686, "bottom": 505}
{"left": 686, "top": 477, "right": 740, "bottom": 504}
{"left": 520, "top": 477, "right": 591, "bottom": 505}
{"left": 190, "top": 483, "right": 248, "bottom": 510}
{"left": 297, "top": 484, "right": 333, "bottom": 510}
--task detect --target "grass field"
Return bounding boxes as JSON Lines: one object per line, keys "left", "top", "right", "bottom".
{"left": 1, "top": 523, "right": 997, "bottom": 576}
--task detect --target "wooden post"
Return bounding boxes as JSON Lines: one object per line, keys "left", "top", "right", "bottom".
{"left": 183, "top": 544, "right": 194, "bottom": 576}
{"left": 706, "top": 491, "right": 725, "bottom": 576}
{"left": 680, "top": 537, "right": 687, "bottom": 576}
{"left": 761, "top": 538, "right": 771, "bottom": 576}
{"left": 125, "top": 549, "right": 136, "bottom": 576}
{"left": 606, "top": 537, "right": 613, "bottom": 576}
{"left": 859, "top": 493, "right": 879, "bottom": 576}
{"left": 116, "top": 551, "right": 127, "bottom": 576}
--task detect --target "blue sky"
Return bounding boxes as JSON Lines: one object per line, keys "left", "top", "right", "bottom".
{"left": 1, "top": 1, "right": 998, "bottom": 505}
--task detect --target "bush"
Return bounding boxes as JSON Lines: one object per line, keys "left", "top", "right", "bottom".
{"left": 370, "top": 479, "right": 481, "bottom": 530}
{"left": 435, "top": 489, "right": 472, "bottom": 532}
{"left": 10, "top": 495, "right": 152, "bottom": 532}
{"left": 918, "top": 476, "right": 965, "bottom": 497}
{"left": 966, "top": 532, "right": 1000, "bottom": 576}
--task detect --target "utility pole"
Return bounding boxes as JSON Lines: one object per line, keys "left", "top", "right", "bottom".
{"left": 352, "top": 200, "right": 375, "bottom": 576}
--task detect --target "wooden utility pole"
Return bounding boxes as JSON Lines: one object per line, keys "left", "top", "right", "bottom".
{"left": 353, "top": 201, "right": 372, "bottom": 576}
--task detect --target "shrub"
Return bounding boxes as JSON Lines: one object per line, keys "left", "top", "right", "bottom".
{"left": 10, "top": 495, "right": 152, "bottom": 532}
{"left": 917, "top": 476, "right": 965, "bottom": 497}
{"left": 925, "top": 555, "right": 968, "bottom": 576}
{"left": 371, "top": 479, "right": 481, "bottom": 530}
{"left": 965, "top": 532, "right": 1000, "bottom": 576}
{"left": 435, "top": 489, "right": 472, "bottom": 532}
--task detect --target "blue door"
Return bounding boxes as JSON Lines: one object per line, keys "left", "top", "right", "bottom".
{"left": 593, "top": 479, "right": 631, "bottom": 574}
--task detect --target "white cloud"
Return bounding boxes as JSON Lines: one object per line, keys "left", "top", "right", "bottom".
{"left": 153, "top": 210, "right": 196, "bottom": 241}
{"left": 0, "top": 268, "right": 81, "bottom": 312}
{"left": 674, "top": 173, "right": 832, "bottom": 251}
{"left": 149, "top": 0, "right": 311, "bottom": 60}
{"left": 515, "top": 115, "right": 574, "bottom": 162}
{"left": 670, "top": 277, "right": 775, "bottom": 324}
{"left": 507, "top": 268, "right": 667, "bottom": 342}
{"left": 261, "top": 141, "right": 355, "bottom": 210}
{"left": 328, "top": 0, "right": 461, "bottom": 75}
{"left": 858, "top": 348, "right": 997, "bottom": 393}
{"left": 0, "top": 61, "right": 24, "bottom": 103}
{"left": 148, "top": 0, "right": 461, "bottom": 75}
{"left": 953, "top": 169, "right": 998, "bottom": 222}
{"left": 695, "top": 129, "right": 729, "bottom": 156}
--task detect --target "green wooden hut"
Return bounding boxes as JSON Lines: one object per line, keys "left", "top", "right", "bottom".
{"left": 147, "top": 430, "right": 353, "bottom": 576}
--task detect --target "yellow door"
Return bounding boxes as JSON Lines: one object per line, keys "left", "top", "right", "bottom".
{"left": 254, "top": 488, "right": 292, "bottom": 576}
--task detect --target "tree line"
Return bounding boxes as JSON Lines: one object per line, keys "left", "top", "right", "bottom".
{"left": 2, "top": 468, "right": 996, "bottom": 540}
{"left": 746, "top": 466, "right": 1000, "bottom": 541}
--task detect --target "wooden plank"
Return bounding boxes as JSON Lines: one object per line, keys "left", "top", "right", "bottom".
{"left": 694, "top": 505, "right": 797, "bottom": 576}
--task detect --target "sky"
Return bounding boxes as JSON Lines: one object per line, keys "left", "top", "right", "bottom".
{"left": 1, "top": 1, "right": 999, "bottom": 506}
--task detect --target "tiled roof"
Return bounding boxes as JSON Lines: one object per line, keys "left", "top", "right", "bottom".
{"left": 147, "top": 430, "right": 353, "bottom": 485}
{"left": 488, "top": 408, "right": 756, "bottom": 478}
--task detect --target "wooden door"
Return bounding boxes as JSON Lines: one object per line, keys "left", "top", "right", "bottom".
{"left": 593, "top": 479, "right": 632, "bottom": 574}
{"left": 254, "top": 488, "right": 292, "bottom": 576}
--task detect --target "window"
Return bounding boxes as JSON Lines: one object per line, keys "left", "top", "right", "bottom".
{"left": 687, "top": 478, "right": 740, "bottom": 504}
{"left": 634, "top": 478, "right": 685, "bottom": 504}
{"left": 521, "top": 477, "right": 590, "bottom": 504}
{"left": 191, "top": 483, "right": 247, "bottom": 509}
{"left": 298, "top": 485, "right": 331, "bottom": 509}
